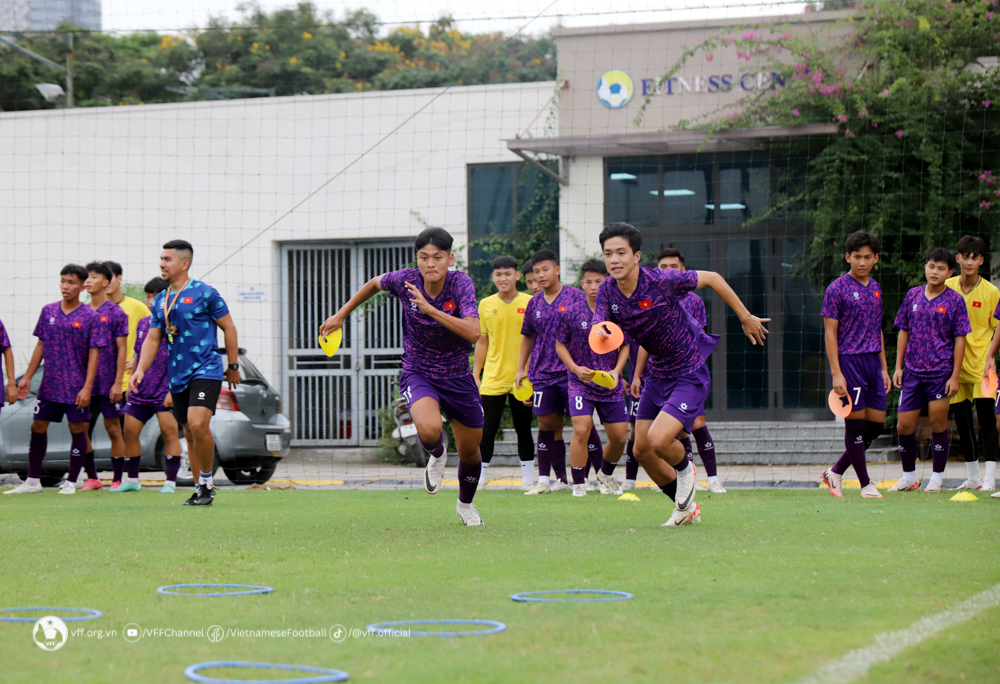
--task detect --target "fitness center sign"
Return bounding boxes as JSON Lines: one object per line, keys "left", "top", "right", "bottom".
{"left": 596, "top": 68, "right": 787, "bottom": 108}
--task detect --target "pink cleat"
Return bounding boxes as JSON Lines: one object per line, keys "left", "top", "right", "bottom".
{"left": 80, "top": 479, "right": 103, "bottom": 491}
{"left": 821, "top": 469, "right": 843, "bottom": 498}
{"left": 109, "top": 481, "right": 122, "bottom": 491}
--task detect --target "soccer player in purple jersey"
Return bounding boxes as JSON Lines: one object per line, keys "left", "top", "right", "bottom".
{"left": 320, "top": 228, "right": 485, "bottom": 526}
{"left": 123, "top": 278, "right": 182, "bottom": 494}
{"left": 516, "top": 250, "right": 584, "bottom": 495}
{"left": 522, "top": 260, "right": 541, "bottom": 296}
{"left": 890, "top": 247, "right": 970, "bottom": 493}
{"left": 658, "top": 248, "right": 726, "bottom": 495}
{"left": 6, "top": 265, "right": 105, "bottom": 495}
{"left": 0, "top": 317, "right": 17, "bottom": 412}
{"left": 594, "top": 223, "right": 768, "bottom": 527}
{"left": 818, "top": 232, "right": 892, "bottom": 499}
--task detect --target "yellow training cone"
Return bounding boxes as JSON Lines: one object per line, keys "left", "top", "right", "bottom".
{"left": 950, "top": 492, "right": 978, "bottom": 502}
{"left": 618, "top": 492, "right": 641, "bottom": 502}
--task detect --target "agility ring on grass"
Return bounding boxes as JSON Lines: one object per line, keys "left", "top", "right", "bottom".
{"left": 366, "top": 619, "right": 506, "bottom": 637}
{"left": 0, "top": 606, "right": 103, "bottom": 623}
{"left": 511, "top": 590, "right": 634, "bottom": 603}
{"left": 157, "top": 584, "right": 274, "bottom": 597}
{"left": 183, "top": 661, "right": 349, "bottom": 684}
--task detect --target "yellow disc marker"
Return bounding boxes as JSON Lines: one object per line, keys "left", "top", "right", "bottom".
{"left": 512, "top": 379, "right": 534, "bottom": 402}
{"left": 318, "top": 329, "right": 343, "bottom": 357}
{"left": 618, "top": 493, "right": 641, "bottom": 502}
{"left": 592, "top": 371, "right": 617, "bottom": 389}
{"left": 950, "top": 492, "right": 979, "bottom": 502}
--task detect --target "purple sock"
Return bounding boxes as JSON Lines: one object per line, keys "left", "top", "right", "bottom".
{"left": 537, "top": 430, "right": 554, "bottom": 478}
{"left": 931, "top": 430, "right": 949, "bottom": 474}
{"left": 112, "top": 457, "right": 124, "bottom": 483}
{"left": 551, "top": 439, "right": 568, "bottom": 483}
{"left": 419, "top": 434, "right": 445, "bottom": 459}
{"left": 582, "top": 460, "right": 591, "bottom": 479}
{"left": 84, "top": 450, "right": 98, "bottom": 480}
{"left": 572, "top": 466, "right": 587, "bottom": 485}
{"left": 164, "top": 455, "right": 181, "bottom": 482}
{"left": 833, "top": 422, "right": 883, "bottom": 475}
{"left": 898, "top": 433, "right": 918, "bottom": 475}
{"left": 27, "top": 432, "right": 47, "bottom": 478}
{"left": 625, "top": 439, "right": 638, "bottom": 480}
{"left": 692, "top": 426, "right": 717, "bottom": 478}
{"left": 67, "top": 432, "right": 88, "bottom": 483}
{"left": 125, "top": 456, "right": 141, "bottom": 479}
{"left": 457, "top": 459, "right": 481, "bottom": 504}
{"left": 601, "top": 457, "right": 617, "bottom": 477}
{"left": 588, "top": 427, "right": 604, "bottom": 474}
{"left": 845, "top": 419, "right": 871, "bottom": 487}
{"left": 679, "top": 436, "right": 694, "bottom": 463}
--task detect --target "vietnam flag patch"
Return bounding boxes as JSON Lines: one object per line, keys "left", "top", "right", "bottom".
{"left": 100, "top": 316, "right": 108, "bottom": 322}
{"left": 443, "top": 301, "right": 455, "bottom": 312}
{"left": 936, "top": 305, "right": 947, "bottom": 314}
{"left": 639, "top": 299, "right": 652, "bottom": 310}
{"left": 874, "top": 291, "right": 881, "bottom": 298}
{"left": 182, "top": 297, "right": 194, "bottom": 304}
{"left": 973, "top": 301, "right": 982, "bottom": 308}
{"left": 72, "top": 321, "right": 82, "bottom": 328}
{"left": 558, "top": 306, "right": 567, "bottom": 312}
{"left": 517, "top": 308, "right": 526, "bottom": 314}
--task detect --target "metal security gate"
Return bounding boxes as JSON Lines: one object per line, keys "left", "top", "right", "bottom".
{"left": 280, "top": 241, "right": 412, "bottom": 446}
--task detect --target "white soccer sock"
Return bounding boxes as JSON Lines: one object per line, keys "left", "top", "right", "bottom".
{"left": 930, "top": 471, "right": 943, "bottom": 484}
{"left": 625, "top": 479, "right": 636, "bottom": 486}
{"left": 127, "top": 477, "right": 140, "bottom": 485}
{"left": 900, "top": 471, "right": 917, "bottom": 484}
{"left": 26, "top": 477, "right": 40, "bottom": 487}
{"left": 479, "top": 463, "right": 490, "bottom": 486}
{"left": 199, "top": 472, "right": 213, "bottom": 488}
{"left": 707, "top": 475, "right": 718, "bottom": 484}
{"left": 985, "top": 461, "right": 997, "bottom": 481}
{"left": 966, "top": 460, "right": 981, "bottom": 481}
{"left": 520, "top": 461, "right": 533, "bottom": 487}
{"left": 539, "top": 475, "right": 551, "bottom": 486}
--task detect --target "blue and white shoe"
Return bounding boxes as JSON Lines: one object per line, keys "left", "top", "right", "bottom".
{"left": 160, "top": 481, "right": 176, "bottom": 494}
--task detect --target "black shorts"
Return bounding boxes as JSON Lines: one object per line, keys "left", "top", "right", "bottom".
{"left": 171, "top": 379, "right": 223, "bottom": 425}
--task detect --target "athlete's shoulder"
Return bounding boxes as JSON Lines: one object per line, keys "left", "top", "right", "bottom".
{"left": 121, "top": 295, "right": 151, "bottom": 317}
{"left": 514, "top": 291, "right": 532, "bottom": 306}
{"left": 945, "top": 275, "right": 961, "bottom": 289}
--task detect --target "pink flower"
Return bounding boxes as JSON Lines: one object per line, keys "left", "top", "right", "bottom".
{"left": 981, "top": 201, "right": 992, "bottom": 209}
{"left": 995, "top": 189, "right": 1000, "bottom": 197}
{"left": 705, "top": 54, "right": 714, "bottom": 62}
{"left": 792, "top": 108, "right": 800, "bottom": 116}
{"left": 881, "top": 88, "right": 890, "bottom": 96}
{"left": 895, "top": 130, "right": 904, "bottom": 139}
{"left": 984, "top": 100, "right": 992, "bottom": 108}
{"left": 836, "top": 114, "right": 849, "bottom": 123}
{"left": 872, "top": 122, "right": 878, "bottom": 127}
{"left": 845, "top": 129, "right": 855, "bottom": 138}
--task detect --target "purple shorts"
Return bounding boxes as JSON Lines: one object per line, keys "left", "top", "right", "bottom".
{"left": 635, "top": 364, "right": 711, "bottom": 432}
{"left": 626, "top": 392, "right": 640, "bottom": 423}
{"left": 569, "top": 394, "right": 629, "bottom": 424}
{"left": 91, "top": 395, "right": 126, "bottom": 420}
{"left": 898, "top": 372, "right": 950, "bottom": 413}
{"left": 400, "top": 371, "right": 484, "bottom": 429}
{"left": 531, "top": 380, "right": 569, "bottom": 417}
{"left": 838, "top": 353, "right": 887, "bottom": 412}
{"left": 124, "top": 401, "right": 170, "bottom": 425}
{"left": 34, "top": 399, "right": 90, "bottom": 423}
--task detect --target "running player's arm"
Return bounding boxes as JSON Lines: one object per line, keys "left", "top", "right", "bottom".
{"left": 403, "top": 282, "right": 481, "bottom": 343}
{"left": 320, "top": 275, "right": 383, "bottom": 336}
{"left": 694, "top": 271, "right": 769, "bottom": 345}
{"left": 630, "top": 347, "right": 648, "bottom": 398}
{"left": 614, "top": 344, "right": 629, "bottom": 383}
{"left": 17, "top": 341, "right": 43, "bottom": 400}
{"left": 130, "top": 326, "right": 162, "bottom": 392}
{"left": 473, "top": 307, "right": 488, "bottom": 390}
{"left": 823, "top": 317, "right": 846, "bottom": 397}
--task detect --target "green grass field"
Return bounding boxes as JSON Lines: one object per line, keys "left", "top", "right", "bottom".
{"left": 3, "top": 487, "right": 999, "bottom": 683}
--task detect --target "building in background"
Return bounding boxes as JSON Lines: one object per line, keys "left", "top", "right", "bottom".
{"left": 0, "top": 0, "right": 101, "bottom": 31}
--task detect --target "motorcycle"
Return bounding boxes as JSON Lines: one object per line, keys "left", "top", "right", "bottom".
{"left": 390, "top": 395, "right": 449, "bottom": 467}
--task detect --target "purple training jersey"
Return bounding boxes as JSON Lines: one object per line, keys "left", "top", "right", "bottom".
{"left": 380, "top": 269, "right": 478, "bottom": 379}
{"left": 33, "top": 302, "right": 106, "bottom": 404}
{"left": 556, "top": 296, "right": 627, "bottom": 401}
{"left": 91, "top": 300, "right": 129, "bottom": 397}
{"left": 521, "top": 286, "right": 587, "bottom": 386}
{"left": 680, "top": 292, "right": 707, "bottom": 330}
{"left": 821, "top": 273, "right": 884, "bottom": 355}
{"left": 594, "top": 267, "right": 701, "bottom": 380}
{"left": 0, "top": 317, "right": 9, "bottom": 406}
{"left": 893, "top": 286, "right": 971, "bottom": 378}
{"left": 130, "top": 317, "right": 169, "bottom": 405}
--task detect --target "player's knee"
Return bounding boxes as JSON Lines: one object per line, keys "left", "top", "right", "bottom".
{"left": 188, "top": 417, "right": 211, "bottom": 436}
{"left": 416, "top": 422, "right": 442, "bottom": 445}
{"left": 105, "top": 420, "right": 123, "bottom": 438}
{"left": 30, "top": 421, "right": 48, "bottom": 434}
{"left": 929, "top": 418, "right": 949, "bottom": 433}
{"left": 647, "top": 430, "right": 671, "bottom": 454}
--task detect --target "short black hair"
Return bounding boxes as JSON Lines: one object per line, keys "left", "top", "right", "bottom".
{"left": 414, "top": 227, "right": 453, "bottom": 252}
{"left": 60, "top": 264, "right": 88, "bottom": 283}
{"left": 956, "top": 235, "right": 987, "bottom": 258}
{"left": 163, "top": 240, "right": 194, "bottom": 263}
{"left": 599, "top": 222, "right": 642, "bottom": 252}
{"left": 144, "top": 277, "right": 169, "bottom": 295}
{"left": 104, "top": 260, "right": 123, "bottom": 277}
{"left": 640, "top": 260, "right": 657, "bottom": 269}
{"left": 845, "top": 231, "right": 880, "bottom": 255}
{"left": 925, "top": 246, "right": 954, "bottom": 266}
{"left": 85, "top": 261, "right": 113, "bottom": 281}
{"left": 580, "top": 259, "right": 608, "bottom": 277}
{"left": 521, "top": 260, "right": 535, "bottom": 276}
{"left": 492, "top": 255, "right": 519, "bottom": 271}
{"left": 657, "top": 247, "right": 684, "bottom": 263}
{"left": 531, "top": 249, "right": 559, "bottom": 268}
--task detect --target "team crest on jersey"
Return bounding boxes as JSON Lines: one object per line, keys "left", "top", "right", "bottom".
{"left": 443, "top": 301, "right": 455, "bottom": 312}
{"left": 936, "top": 305, "right": 947, "bottom": 314}
{"left": 100, "top": 316, "right": 108, "bottom": 322}
{"left": 639, "top": 299, "right": 652, "bottom": 310}
{"left": 517, "top": 308, "right": 525, "bottom": 314}
{"left": 973, "top": 301, "right": 982, "bottom": 308}
{"left": 72, "top": 321, "right": 82, "bottom": 328}
{"left": 853, "top": 292, "right": 860, "bottom": 300}
{"left": 535, "top": 310, "right": 541, "bottom": 318}
{"left": 611, "top": 304, "right": 619, "bottom": 313}
{"left": 558, "top": 306, "right": 567, "bottom": 312}
{"left": 874, "top": 290, "right": 881, "bottom": 298}
{"left": 48, "top": 317, "right": 55, "bottom": 324}
{"left": 912, "top": 304, "right": 918, "bottom": 311}
{"left": 182, "top": 297, "right": 193, "bottom": 304}
{"left": 580, "top": 320, "right": 588, "bottom": 329}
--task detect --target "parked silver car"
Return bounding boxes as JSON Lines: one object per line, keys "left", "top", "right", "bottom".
{"left": 0, "top": 348, "right": 290, "bottom": 487}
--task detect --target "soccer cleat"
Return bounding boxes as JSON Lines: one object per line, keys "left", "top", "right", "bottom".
{"left": 886, "top": 478, "right": 920, "bottom": 492}
{"left": 707, "top": 481, "right": 727, "bottom": 494}
{"left": 859, "top": 483, "right": 882, "bottom": 499}
{"left": 160, "top": 481, "right": 176, "bottom": 494}
{"left": 821, "top": 469, "right": 843, "bottom": 498}
{"left": 423, "top": 454, "right": 446, "bottom": 495}
{"left": 674, "top": 464, "right": 696, "bottom": 511}
{"left": 524, "top": 482, "right": 551, "bottom": 496}
{"left": 58, "top": 481, "right": 76, "bottom": 495}
{"left": 4, "top": 482, "right": 43, "bottom": 495}
{"left": 520, "top": 481, "right": 537, "bottom": 492}
{"left": 992, "top": 490, "right": 1000, "bottom": 499}
{"left": 80, "top": 479, "right": 103, "bottom": 491}
{"left": 456, "top": 502, "right": 484, "bottom": 526}
{"left": 109, "top": 481, "right": 122, "bottom": 491}
{"left": 923, "top": 479, "right": 942, "bottom": 493}
{"left": 621, "top": 480, "right": 636, "bottom": 491}
{"left": 191, "top": 485, "right": 215, "bottom": 506}
{"left": 110, "top": 482, "right": 141, "bottom": 493}
{"left": 956, "top": 478, "right": 982, "bottom": 490}
{"left": 981, "top": 478, "right": 996, "bottom": 492}
{"left": 662, "top": 502, "right": 701, "bottom": 527}
{"left": 550, "top": 480, "right": 568, "bottom": 492}
{"left": 182, "top": 486, "right": 202, "bottom": 506}
{"left": 572, "top": 484, "right": 587, "bottom": 497}
{"left": 596, "top": 471, "right": 623, "bottom": 496}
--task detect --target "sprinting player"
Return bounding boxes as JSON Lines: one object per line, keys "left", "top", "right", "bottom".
{"left": 474, "top": 256, "right": 535, "bottom": 490}
{"left": 889, "top": 247, "right": 970, "bottom": 493}
{"left": 594, "top": 223, "right": 769, "bottom": 527}
{"left": 6, "top": 265, "right": 104, "bottom": 495}
{"left": 0, "top": 316, "right": 17, "bottom": 414}
{"left": 123, "top": 278, "right": 182, "bottom": 494}
{"left": 320, "top": 228, "right": 485, "bottom": 525}
{"left": 947, "top": 236, "right": 999, "bottom": 491}
{"left": 516, "top": 249, "right": 582, "bottom": 495}
{"left": 658, "top": 247, "right": 725, "bottom": 494}
{"left": 132, "top": 240, "right": 241, "bottom": 507}
{"left": 555, "top": 259, "right": 629, "bottom": 497}
{"left": 818, "top": 232, "right": 891, "bottom": 499}
{"left": 523, "top": 260, "right": 541, "bottom": 295}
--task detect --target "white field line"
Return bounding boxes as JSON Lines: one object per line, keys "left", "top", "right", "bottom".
{"left": 798, "top": 583, "right": 1000, "bottom": 684}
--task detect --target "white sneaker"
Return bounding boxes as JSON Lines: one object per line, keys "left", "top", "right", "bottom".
{"left": 549, "top": 480, "right": 568, "bottom": 492}
{"left": 924, "top": 479, "right": 942, "bottom": 493}
{"left": 524, "top": 482, "right": 551, "bottom": 496}
{"left": 596, "top": 471, "right": 623, "bottom": 496}
{"left": 456, "top": 503, "right": 484, "bottom": 526}
{"left": 886, "top": 477, "right": 920, "bottom": 492}
{"left": 979, "top": 478, "right": 996, "bottom": 492}
{"left": 4, "top": 482, "right": 43, "bottom": 495}
{"left": 423, "top": 454, "right": 447, "bottom": 495}
{"left": 662, "top": 503, "right": 701, "bottom": 527}
{"left": 58, "top": 481, "right": 76, "bottom": 495}
{"left": 956, "top": 478, "right": 982, "bottom": 490}
{"left": 572, "top": 484, "right": 587, "bottom": 497}
{"left": 859, "top": 483, "right": 882, "bottom": 498}
{"left": 621, "top": 480, "right": 636, "bottom": 491}
{"left": 707, "top": 481, "right": 727, "bottom": 494}
{"left": 991, "top": 490, "right": 1000, "bottom": 498}
{"left": 674, "top": 465, "right": 696, "bottom": 511}
{"left": 821, "top": 468, "right": 843, "bottom": 498}
{"left": 520, "top": 481, "right": 537, "bottom": 492}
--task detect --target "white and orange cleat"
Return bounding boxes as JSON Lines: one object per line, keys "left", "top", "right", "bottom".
{"left": 821, "top": 469, "right": 843, "bottom": 498}
{"left": 859, "top": 483, "right": 882, "bottom": 498}
{"left": 661, "top": 502, "right": 701, "bottom": 527}
{"left": 886, "top": 477, "right": 920, "bottom": 492}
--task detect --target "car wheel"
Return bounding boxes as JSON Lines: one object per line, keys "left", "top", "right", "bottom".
{"left": 222, "top": 457, "right": 279, "bottom": 485}
{"left": 39, "top": 475, "right": 63, "bottom": 488}
{"left": 175, "top": 451, "right": 220, "bottom": 488}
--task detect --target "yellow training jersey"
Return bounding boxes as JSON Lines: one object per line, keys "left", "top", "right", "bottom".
{"left": 116, "top": 295, "right": 152, "bottom": 392}
{"left": 478, "top": 291, "right": 533, "bottom": 396}
{"left": 946, "top": 275, "right": 999, "bottom": 393}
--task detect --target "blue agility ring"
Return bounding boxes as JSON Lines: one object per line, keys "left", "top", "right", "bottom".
{"left": 366, "top": 619, "right": 506, "bottom": 638}
{"left": 511, "top": 590, "right": 634, "bottom": 603}
{"left": 157, "top": 584, "right": 273, "bottom": 597}
{"left": 184, "top": 661, "right": 348, "bottom": 684}
{"left": 0, "top": 606, "right": 103, "bottom": 623}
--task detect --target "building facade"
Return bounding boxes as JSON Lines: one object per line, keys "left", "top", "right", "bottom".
{"left": 0, "top": 0, "right": 101, "bottom": 31}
